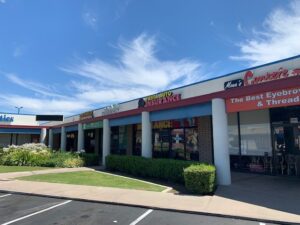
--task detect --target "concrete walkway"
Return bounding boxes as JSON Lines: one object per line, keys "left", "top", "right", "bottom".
{"left": 0, "top": 167, "right": 97, "bottom": 180}
{"left": 0, "top": 168, "right": 299, "bottom": 224}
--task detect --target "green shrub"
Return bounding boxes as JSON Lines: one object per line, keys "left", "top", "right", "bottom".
{"left": 61, "top": 157, "right": 84, "bottom": 168}
{"left": 106, "top": 155, "right": 200, "bottom": 184}
{"left": 0, "top": 143, "right": 84, "bottom": 168}
{"left": 183, "top": 164, "right": 216, "bottom": 194}
{"left": 79, "top": 153, "right": 99, "bottom": 166}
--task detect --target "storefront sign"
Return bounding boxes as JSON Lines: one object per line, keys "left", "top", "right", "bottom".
{"left": 226, "top": 86, "right": 300, "bottom": 113}
{"left": 138, "top": 91, "right": 181, "bottom": 108}
{"left": 102, "top": 104, "right": 120, "bottom": 116}
{"left": 244, "top": 67, "right": 300, "bottom": 86}
{"left": 83, "top": 121, "right": 103, "bottom": 130}
{"left": 224, "top": 68, "right": 300, "bottom": 90}
{"left": 80, "top": 111, "right": 94, "bottom": 120}
{"left": 152, "top": 118, "right": 197, "bottom": 129}
{"left": 0, "top": 114, "right": 14, "bottom": 122}
{"left": 224, "top": 79, "right": 244, "bottom": 90}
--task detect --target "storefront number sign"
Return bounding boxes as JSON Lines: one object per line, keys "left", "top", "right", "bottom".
{"left": 226, "top": 86, "right": 300, "bottom": 113}
{"left": 138, "top": 91, "right": 181, "bottom": 108}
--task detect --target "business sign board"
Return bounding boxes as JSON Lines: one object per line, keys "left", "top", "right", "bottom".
{"left": 226, "top": 86, "right": 300, "bottom": 113}
{"left": 36, "top": 115, "right": 63, "bottom": 121}
{"left": 138, "top": 91, "right": 181, "bottom": 108}
{"left": 83, "top": 121, "right": 103, "bottom": 130}
{"left": 102, "top": 104, "right": 120, "bottom": 116}
{"left": 224, "top": 67, "right": 300, "bottom": 90}
{"left": 224, "top": 79, "right": 244, "bottom": 90}
{"left": 0, "top": 114, "right": 14, "bottom": 122}
{"left": 80, "top": 111, "right": 94, "bottom": 120}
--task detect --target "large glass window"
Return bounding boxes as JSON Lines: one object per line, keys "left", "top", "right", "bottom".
{"left": 153, "top": 129, "right": 170, "bottom": 158}
{"left": 185, "top": 128, "right": 199, "bottom": 161}
{"left": 228, "top": 113, "right": 239, "bottom": 155}
{"left": 240, "top": 110, "right": 272, "bottom": 156}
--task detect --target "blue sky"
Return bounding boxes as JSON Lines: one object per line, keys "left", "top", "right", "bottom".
{"left": 0, "top": 0, "right": 299, "bottom": 115}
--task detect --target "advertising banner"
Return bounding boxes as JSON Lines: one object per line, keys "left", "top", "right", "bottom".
{"left": 226, "top": 86, "right": 300, "bottom": 113}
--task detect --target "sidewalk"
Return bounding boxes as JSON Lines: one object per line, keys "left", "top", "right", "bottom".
{"left": 0, "top": 167, "right": 97, "bottom": 180}
{"left": 1, "top": 168, "right": 300, "bottom": 224}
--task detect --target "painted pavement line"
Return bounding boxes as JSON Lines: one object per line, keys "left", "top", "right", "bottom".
{"left": 0, "top": 194, "right": 12, "bottom": 198}
{"left": 129, "top": 209, "right": 153, "bottom": 225}
{"left": 259, "top": 223, "right": 266, "bottom": 225}
{"left": 1, "top": 200, "right": 72, "bottom": 225}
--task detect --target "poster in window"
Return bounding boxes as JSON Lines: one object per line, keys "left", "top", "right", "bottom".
{"left": 171, "top": 129, "right": 185, "bottom": 159}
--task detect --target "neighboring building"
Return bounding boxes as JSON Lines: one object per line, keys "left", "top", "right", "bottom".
{"left": 0, "top": 113, "right": 47, "bottom": 147}
{"left": 2, "top": 55, "right": 300, "bottom": 185}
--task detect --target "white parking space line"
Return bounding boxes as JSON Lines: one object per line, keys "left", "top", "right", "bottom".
{"left": 129, "top": 209, "right": 153, "bottom": 225}
{"left": 0, "top": 194, "right": 12, "bottom": 198}
{"left": 259, "top": 223, "right": 266, "bottom": 225}
{"left": 1, "top": 200, "right": 72, "bottom": 225}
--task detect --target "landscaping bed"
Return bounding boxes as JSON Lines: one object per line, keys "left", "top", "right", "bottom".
{"left": 106, "top": 155, "right": 216, "bottom": 194}
{"left": 0, "top": 143, "right": 99, "bottom": 168}
{"left": 18, "top": 171, "right": 166, "bottom": 192}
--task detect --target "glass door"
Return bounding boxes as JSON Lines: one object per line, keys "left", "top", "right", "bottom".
{"left": 272, "top": 124, "right": 300, "bottom": 176}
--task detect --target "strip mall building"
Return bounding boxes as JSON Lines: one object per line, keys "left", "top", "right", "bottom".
{"left": 1, "top": 55, "right": 300, "bottom": 185}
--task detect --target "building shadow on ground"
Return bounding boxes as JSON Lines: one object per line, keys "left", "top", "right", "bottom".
{"left": 215, "top": 172, "right": 300, "bottom": 215}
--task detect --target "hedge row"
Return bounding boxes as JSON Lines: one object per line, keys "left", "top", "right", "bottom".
{"left": 106, "top": 155, "right": 216, "bottom": 194}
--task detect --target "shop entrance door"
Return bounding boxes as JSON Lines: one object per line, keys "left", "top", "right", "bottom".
{"left": 272, "top": 124, "right": 300, "bottom": 176}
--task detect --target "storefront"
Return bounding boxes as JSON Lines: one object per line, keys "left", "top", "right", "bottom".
{"left": 0, "top": 113, "right": 46, "bottom": 148}
{"left": 44, "top": 55, "right": 300, "bottom": 184}
{"left": 83, "top": 121, "right": 103, "bottom": 155}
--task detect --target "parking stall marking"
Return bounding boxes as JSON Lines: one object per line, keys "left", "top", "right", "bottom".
{"left": 0, "top": 194, "right": 11, "bottom": 198}
{"left": 129, "top": 209, "right": 153, "bottom": 225}
{"left": 1, "top": 200, "right": 72, "bottom": 225}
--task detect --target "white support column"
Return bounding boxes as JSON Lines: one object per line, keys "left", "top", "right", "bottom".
{"left": 212, "top": 98, "right": 231, "bottom": 185}
{"left": 48, "top": 129, "right": 53, "bottom": 149}
{"left": 77, "top": 123, "right": 84, "bottom": 152}
{"left": 142, "top": 111, "right": 152, "bottom": 158}
{"left": 40, "top": 128, "right": 47, "bottom": 144}
{"left": 102, "top": 119, "right": 110, "bottom": 166}
{"left": 60, "top": 126, "right": 66, "bottom": 151}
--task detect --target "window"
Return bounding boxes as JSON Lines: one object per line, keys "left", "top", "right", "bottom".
{"left": 171, "top": 129, "right": 185, "bottom": 159}
{"left": 185, "top": 128, "right": 199, "bottom": 161}
{"left": 228, "top": 113, "right": 239, "bottom": 155}
{"left": 240, "top": 110, "right": 272, "bottom": 156}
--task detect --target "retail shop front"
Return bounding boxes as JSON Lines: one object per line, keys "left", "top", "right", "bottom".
{"left": 109, "top": 90, "right": 214, "bottom": 163}
{"left": 0, "top": 113, "right": 44, "bottom": 147}
{"left": 83, "top": 121, "right": 103, "bottom": 155}
{"left": 225, "top": 69, "right": 300, "bottom": 177}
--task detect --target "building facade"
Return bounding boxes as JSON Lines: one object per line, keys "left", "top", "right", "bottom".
{"left": 0, "top": 113, "right": 47, "bottom": 147}
{"left": 1, "top": 55, "right": 300, "bottom": 185}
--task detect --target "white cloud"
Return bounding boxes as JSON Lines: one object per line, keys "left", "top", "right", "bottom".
{"left": 1, "top": 33, "right": 204, "bottom": 115}
{"left": 0, "top": 95, "right": 90, "bottom": 115}
{"left": 62, "top": 33, "right": 202, "bottom": 96}
{"left": 13, "top": 46, "right": 23, "bottom": 58}
{"left": 5, "top": 73, "right": 65, "bottom": 98}
{"left": 231, "top": 0, "right": 300, "bottom": 66}
{"left": 82, "top": 11, "right": 98, "bottom": 30}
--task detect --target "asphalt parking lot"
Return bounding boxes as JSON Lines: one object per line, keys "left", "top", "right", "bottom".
{"left": 0, "top": 191, "right": 279, "bottom": 225}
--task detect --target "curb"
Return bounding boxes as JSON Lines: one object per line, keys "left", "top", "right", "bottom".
{"left": 0, "top": 189, "right": 296, "bottom": 225}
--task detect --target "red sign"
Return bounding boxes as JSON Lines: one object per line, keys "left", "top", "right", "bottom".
{"left": 243, "top": 68, "right": 300, "bottom": 86}
{"left": 226, "top": 86, "right": 300, "bottom": 113}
